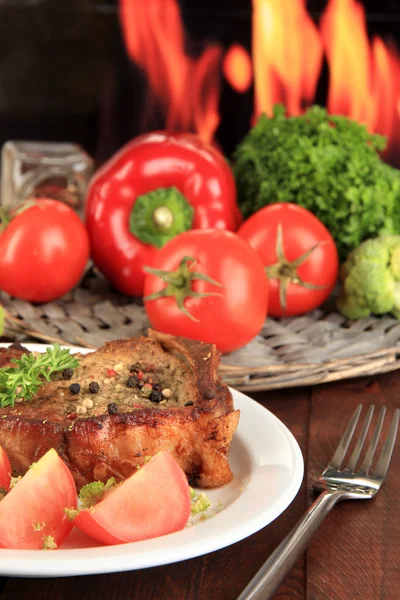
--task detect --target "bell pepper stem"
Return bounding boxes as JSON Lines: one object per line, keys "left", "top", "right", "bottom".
{"left": 129, "top": 188, "right": 194, "bottom": 249}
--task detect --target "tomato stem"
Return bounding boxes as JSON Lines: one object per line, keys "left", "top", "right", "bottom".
{"left": 9, "top": 199, "right": 39, "bottom": 218}
{"left": 144, "top": 256, "right": 224, "bottom": 321}
{"left": 0, "top": 207, "right": 10, "bottom": 232}
{"left": 265, "top": 223, "right": 328, "bottom": 311}
{"left": 0, "top": 200, "right": 40, "bottom": 233}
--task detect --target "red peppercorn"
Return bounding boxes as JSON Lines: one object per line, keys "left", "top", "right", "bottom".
{"left": 67, "top": 412, "right": 77, "bottom": 420}
{"left": 107, "top": 369, "right": 116, "bottom": 377}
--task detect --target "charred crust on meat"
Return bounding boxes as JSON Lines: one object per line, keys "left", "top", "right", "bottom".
{"left": 188, "top": 468, "right": 201, "bottom": 486}
{"left": 0, "top": 331, "right": 239, "bottom": 490}
{"left": 8, "top": 342, "right": 25, "bottom": 351}
{"left": 0, "top": 345, "right": 29, "bottom": 368}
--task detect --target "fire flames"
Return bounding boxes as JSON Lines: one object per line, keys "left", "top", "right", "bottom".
{"left": 120, "top": 0, "right": 400, "bottom": 161}
{"left": 222, "top": 45, "right": 252, "bottom": 94}
{"left": 119, "top": 0, "right": 221, "bottom": 144}
{"left": 320, "top": 0, "right": 400, "bottom": 159}
{"left": 252, "top": 0, "right": 323, "bottom": 118}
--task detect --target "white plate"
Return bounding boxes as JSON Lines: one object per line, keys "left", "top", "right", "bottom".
{"left": 0, "top": 343, "right": 304, "bottom": 578}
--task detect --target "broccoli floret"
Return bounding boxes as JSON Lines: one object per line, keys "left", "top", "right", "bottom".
{"left": 390, "top": 246, "right": 400, "bottom": 281}
{"left": 189, "top": 488, "right": 211, "bottom": 515}
{"left": 79, "top": 477, "right": 116, "bottom": 509}
{"left": 64, "top": 508, "right": 79, "bottom": 521}
{"left": 337, "top": 235, "right": 400, "bottom": 319}
{"left": 41, "top": 535, "right": 57, "bottom": 550}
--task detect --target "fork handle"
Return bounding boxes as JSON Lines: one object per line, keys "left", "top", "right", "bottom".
{"left": 237, "top": 489, "right": 343, "bottom": 600}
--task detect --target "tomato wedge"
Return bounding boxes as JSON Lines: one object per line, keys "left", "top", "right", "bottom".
{"left": 73, "top": 451, "right": 191, "bottom": 544}
{"left": 0, "top": 449, "right": 77, "bottom": 549}
{"left": 0, "top": 445, "right": 11, "bottom": 492}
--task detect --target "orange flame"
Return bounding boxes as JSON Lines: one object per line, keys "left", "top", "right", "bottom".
{"left": 223, "top": 44, "right": 253, "bottom": 93}
{"left": 252, "top": 0, "right": 400, "bottom": 161}
{"left": 252, "top": 0, "right": 323, "bottom": 119}
{"left": 119, "top": 0, "right": 222, "bottom": 143}
{"left": 320, "top": 0, "right": 370, "bottom": 122}
{"left": 320, "top": 0, "right": 400, "bottom": 158}
{"left": 119, "top": 0, "right": 400, "bottom": 160}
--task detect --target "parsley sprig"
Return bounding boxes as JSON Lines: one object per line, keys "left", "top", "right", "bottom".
{"left": 0, "top": 344, "right": 79, "bottom": 408}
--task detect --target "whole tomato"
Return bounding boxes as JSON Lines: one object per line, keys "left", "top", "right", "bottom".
{"left": 143, "top": 230, "right": 268, "bottom": 353}
{"left": 238, "top": 203, "right": 338, "bottom": 317}
{"left": 0, "top": 199, "right": 89, "bottom": 302}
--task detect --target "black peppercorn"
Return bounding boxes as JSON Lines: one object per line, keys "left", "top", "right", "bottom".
{"left": 107, "top": 402, "right": 118, "bottom": 414}
{"left": 69, "top": 383, "right": 80, "bottom": 394}
{"left": 152, "top": 383, "right": 162, "bottom": 392}
{"left": 89, "top": 381, "right": 100, "bottom": 394}
{"left": 126, "top": 375, "right": 139, "bottom": 388}
{"left": 149, "top": 390, "right": 162, "bottom": 403}
{"left": 62, "top": 368, "right": 74, "bottom": 380}
{"left": 129, "top": 364, "right": 141, "bottom": 373}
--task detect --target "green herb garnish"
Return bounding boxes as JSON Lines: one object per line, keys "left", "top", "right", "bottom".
{"left": 0, "top": 344, "right": 79, "bottom": 408}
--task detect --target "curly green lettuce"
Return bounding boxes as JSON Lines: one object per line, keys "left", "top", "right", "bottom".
{"left": 234, "top": 105, "right": 400, "bottom": 260}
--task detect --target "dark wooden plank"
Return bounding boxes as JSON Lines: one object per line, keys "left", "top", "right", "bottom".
{"left": 0, "top": 387, "right": 310, "bottom": 600}
{"left": 191, "top": 388, "right": 310, "bottom": 600}
{"left": 306, "top": 373, "right": 400, "bottom": 600}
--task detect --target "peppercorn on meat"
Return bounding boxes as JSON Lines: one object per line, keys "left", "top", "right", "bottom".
{"left": 0, "top": 331, "right": 239, "bottom": 489}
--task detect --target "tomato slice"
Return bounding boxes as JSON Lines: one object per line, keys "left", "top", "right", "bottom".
{"left": 0, "top": 448, "right": 77, "bottom": 549}
{"left": 73, "top": 451, "right": 191, "bottom": 544}
{"left": 0, "top": 445, "right": 11, "bottom": 492}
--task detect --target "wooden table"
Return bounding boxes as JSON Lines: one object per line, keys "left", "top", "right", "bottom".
{"left": 0, "top": 370, "right": 398, "bottom": 600}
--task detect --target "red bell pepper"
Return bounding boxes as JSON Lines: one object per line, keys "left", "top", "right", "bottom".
{"left": 85, "top": 131, "right": 241, "bottom": 296}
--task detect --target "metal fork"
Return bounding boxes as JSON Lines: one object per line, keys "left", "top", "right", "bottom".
{"left": 238, "top": 404, "right": 400, "bottom": 600}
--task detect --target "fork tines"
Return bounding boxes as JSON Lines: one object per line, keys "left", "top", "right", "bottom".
{"left": 329, "top": 404, "right": 399, "bottom": 476}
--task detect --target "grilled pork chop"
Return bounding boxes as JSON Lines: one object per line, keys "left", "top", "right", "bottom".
{"left": 0, "top": 331, "right": 239, "bottom": 490}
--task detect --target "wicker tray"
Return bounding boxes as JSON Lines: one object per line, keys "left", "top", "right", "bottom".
{"left": 2, "top": 270, "right": 400, "bottom": 392}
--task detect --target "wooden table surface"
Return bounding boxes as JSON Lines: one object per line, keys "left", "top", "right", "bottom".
{"left": 0, "top": 370, "right": 399, "bottom": 600}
